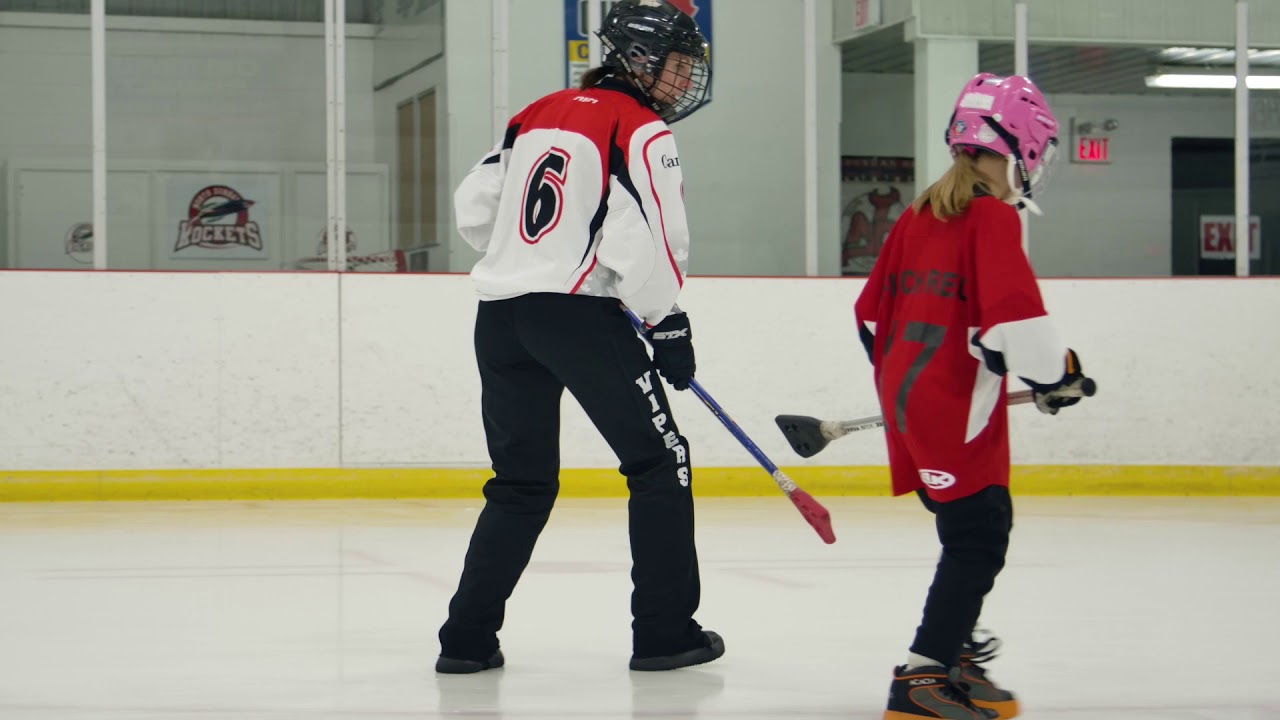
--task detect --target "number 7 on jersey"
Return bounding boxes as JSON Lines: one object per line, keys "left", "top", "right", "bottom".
{"left": 883, "top": 321, "right": 947, "bottom": 434}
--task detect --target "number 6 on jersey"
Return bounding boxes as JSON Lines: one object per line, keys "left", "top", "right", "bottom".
{"left": 520, "top": 148, "right": 571, "bottom": 244}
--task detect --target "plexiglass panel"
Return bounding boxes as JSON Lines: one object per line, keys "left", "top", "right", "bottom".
{"left": 1, "top": 5, "right": 94, "bottom": 269}
{"left": 98, "top": 0, "right": 330, "bottom": 270}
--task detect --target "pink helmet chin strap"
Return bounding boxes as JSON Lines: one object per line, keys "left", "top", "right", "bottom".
{"left": 1003, "top": 155, "right": 1043, "bottom": 216}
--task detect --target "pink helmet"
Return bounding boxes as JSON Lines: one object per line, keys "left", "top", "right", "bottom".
{"left": 946, "top": 73, "right": 1060, "bottom": 206}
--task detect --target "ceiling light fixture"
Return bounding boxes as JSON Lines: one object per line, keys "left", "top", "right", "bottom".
{"left": 1144, "top": 73, "right": 1280, "bottom": 90}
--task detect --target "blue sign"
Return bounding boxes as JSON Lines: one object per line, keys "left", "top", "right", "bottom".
{"left": 565, "top": 0, "right": 713, "bottom": 88}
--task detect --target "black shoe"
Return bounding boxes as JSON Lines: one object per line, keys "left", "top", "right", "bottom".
{"left": 435, "top": 649, "right": 505, "bottom": 674}
{"left": 629, "top": 631, "right": 725, "bottom": 671}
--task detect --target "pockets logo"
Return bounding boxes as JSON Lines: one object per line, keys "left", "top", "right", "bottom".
{"left": 919, "top": 469, "right": 956, "bottom": 490}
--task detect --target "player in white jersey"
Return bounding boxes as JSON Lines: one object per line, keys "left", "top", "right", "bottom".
{"left": 436, "top": 0, "right": 722, "bottom": 674}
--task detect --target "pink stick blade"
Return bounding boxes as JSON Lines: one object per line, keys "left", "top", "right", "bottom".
{"left": 789, "top": 489, "right": 836, "bottom": 544}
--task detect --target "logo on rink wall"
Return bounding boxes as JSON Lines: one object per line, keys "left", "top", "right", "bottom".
{"left": 919, "top": 469, "right": 956, "bottom": 490}
{"left": 175, "top": 185, "right": 263, "bottom": 253}
{"left": 315, "top": 226, "right": 360, "bottom": 256}
{"left": 65, "top": 222, "right": 93, "bottom": 265}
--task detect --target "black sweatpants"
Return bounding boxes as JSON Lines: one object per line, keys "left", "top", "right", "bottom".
{"left": 909, "top": 485, "right": 1013, "bottom": 668}
{"left": 439, "top": 293, "right": 702, "bottom": 660}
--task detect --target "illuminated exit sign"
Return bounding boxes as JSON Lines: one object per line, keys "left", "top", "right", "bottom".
{"left": 1073, "top": 136, "right": 1111, "bottom": 163}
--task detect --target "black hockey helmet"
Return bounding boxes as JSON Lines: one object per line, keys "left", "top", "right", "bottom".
{"left": 596, "top": 0, "right": 712, "bottom": 123}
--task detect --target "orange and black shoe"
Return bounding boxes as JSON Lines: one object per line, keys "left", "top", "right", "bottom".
{"left": 958, "top": 636, "right": 1019, "bottom": 719}
{"left": 884, "top": 665, "right": 998, "bottom": 719}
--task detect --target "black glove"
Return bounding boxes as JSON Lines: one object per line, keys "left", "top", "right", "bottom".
{"left": 1021, "top": 349, "right": 1095, "bottom": 415}
{"left": 646, "top": 312, "right": 695, "bottom": 391}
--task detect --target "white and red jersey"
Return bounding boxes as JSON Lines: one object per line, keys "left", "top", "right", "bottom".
{"left": 853, "top": 196, "right": 1068, "bottom": 500}
{"left": 455, "top": 79, "right": 690, "bottom": 328}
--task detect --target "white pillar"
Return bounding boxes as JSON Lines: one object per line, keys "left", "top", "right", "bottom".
{"left": 1014, "top": 3, "right": 1028, "bottom": 76}
{"left": 324, "top": 0, "right": 336, "bottom": 269}
{"left": 913, "top": 38, "right": 978, "bottom": 189}
{"left": 803, "top": 0, "right": 819, "bottom": 276}
{"left": 1014, "top": 2, "right": 1030, "bottom": 253}
{"left": 90, "top": 0, "right": 107, "bottom": 270}
{"left": 587, "top": 0, "right": 603, "bottom": 74}
{"left": 814, "top": 0, "right": 843, "bottom": 277}
{"left": 335, "top": 0, "right": 347, "bottom": 271}
{"left": 1235, "top": 0, "right": 1251, "bottom": 278}
{"left": 492, "top": 0, "right": 509, "bottom": 134}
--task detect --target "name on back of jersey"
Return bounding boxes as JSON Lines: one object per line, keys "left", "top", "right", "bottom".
{"left": 884, "top": 269, "right": 968, "bottom": 301}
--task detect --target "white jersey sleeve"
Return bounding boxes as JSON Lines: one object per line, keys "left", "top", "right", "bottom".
{"left": 454, "top": 140, "right": 509, "bottom": 253}
{"left": 598, "top": 121, "right": 689, "bottom": 328}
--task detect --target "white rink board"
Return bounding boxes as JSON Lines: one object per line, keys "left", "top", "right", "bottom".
{"left": 0, "top": 272, "right": 340, "bottom": 470}
{"left": 2, "top": 272, "right": 1279, "bottom": 471}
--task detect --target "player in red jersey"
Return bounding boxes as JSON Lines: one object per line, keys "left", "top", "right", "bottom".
{"left": 855, "top": 73, "right": 1095, "bottom": 720}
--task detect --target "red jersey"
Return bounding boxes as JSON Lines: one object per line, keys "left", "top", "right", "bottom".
{"left": 853, "top": 196, "right": 1067, "bottom": 500}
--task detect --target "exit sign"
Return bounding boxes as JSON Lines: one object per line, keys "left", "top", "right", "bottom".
{"left": 1199, "top": 215, "right": 1261, "bottom": 260}
{"left": 854, "top": 0, "right": 880, "bottom": 30}
{"left": 1073, "top": 136, "right": 1111, "bottom": 163}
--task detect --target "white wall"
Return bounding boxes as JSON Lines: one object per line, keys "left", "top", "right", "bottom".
{"left": 0, "top": 272, "right": 340, "bottom": 469}
{"left": 842, "top": 73, "right": 915, "bottom": 157}
{"left": 370, "top": 0, "right": 444, "bottom": 89}
{"left": 0, "top": 14, "right": 377, "bottom": 165}
{"left": 3, "top": 272, "right": 1278, "bottom": 471}
{"left": 839, "top": 72, "right": 1280, "bottom": 277}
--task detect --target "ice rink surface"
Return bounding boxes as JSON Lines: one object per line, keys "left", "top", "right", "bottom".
{"left": 1, "top": 495, "right": 1276, "bottom": 719}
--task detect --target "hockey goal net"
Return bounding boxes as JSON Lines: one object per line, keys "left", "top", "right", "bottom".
{"left": 293, "top": 250, "right": 409, "bottom": 273}
{"left": 292, "top": 228, "right": 430, "bottom": 272}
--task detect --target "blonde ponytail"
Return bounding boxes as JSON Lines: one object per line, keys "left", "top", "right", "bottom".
{"left": 911, "top": 151, "right": 985, "bottom": 219}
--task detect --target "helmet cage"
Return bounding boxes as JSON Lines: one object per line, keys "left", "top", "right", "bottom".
{"left": 596, "top": 4, "right": 712, "bottom": 123}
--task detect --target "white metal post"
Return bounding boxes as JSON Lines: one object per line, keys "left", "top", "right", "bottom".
{"left": 1014, "top": 2, "right": 1029, "bottom": 254}
{"left": 324, "top": 0, "right": 337, "bottom": 271}
{"left": 803, "top": 0, "right": 819, "bottom": 276}
{"left": 493, "top": 0, "right": 509, "bottom": 137}
{"left": 914, "top": 39, "right": 979, "bottom": 189}
{"left": 1014, "top": 3, "right": 1028, "bottom": 76}
{"left": 335, "top": 0, "right": 347, "bottom": 271}
{"left": 90, "top": 0, "right": 107, "bottom": 270}
{"left": 1235, "top": 0, "right": 1251, "bottom": 277}
{"left": 587, "top": 0, "right": 603, "bottom": 76}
